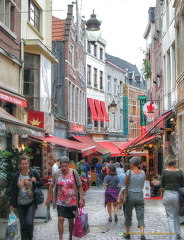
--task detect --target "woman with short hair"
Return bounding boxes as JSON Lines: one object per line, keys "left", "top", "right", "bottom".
{"left": 103, "top": 165, "right": 120, "bottom": 222}
{"left": 46, "top": 156, "right": 85, "bottom": 240}
{"left": 161, "top": 155, "right": 184, "bottom": 240}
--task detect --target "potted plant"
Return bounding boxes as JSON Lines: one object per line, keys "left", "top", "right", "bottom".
{"left": 0, "top": 146, "right": 33, "bottom": 239}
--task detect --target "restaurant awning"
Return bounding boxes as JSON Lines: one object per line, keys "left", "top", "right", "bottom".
{"left": 73, "top": 136, "right": 111, "bottom": 159}
{"left": 0, "top": 107, "right": 45, "bottom": 138}
{"left": 97, "top": 141, "right": 123, "bottom": 157}
{"left": 87, "top": 98, "right": 98, "bottom": 121}
{"left": 40, "top": 135, "right": 96, "bottom": 157}
{"left": 132, "top": 135, "right": 158, "bottom": 149}
{"left": 118, "top": 110, "right": 173, "bottom": 150}
{"left": 0, "top": 88, "right": 27, "bottom": 107}
{"left": 100, "top": 101, "right": 110, "bottom": 122}
{"left": 94, "top": 99, "right": 104, "bottom": 121}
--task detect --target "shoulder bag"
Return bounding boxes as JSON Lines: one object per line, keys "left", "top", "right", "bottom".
{"left": 31, "top": 170, "right": 44, "bottom": 205}
{"left": 117, "top": 170, "right": 131, "bottom": 205}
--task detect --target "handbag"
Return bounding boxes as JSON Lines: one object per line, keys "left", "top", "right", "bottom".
{"left": 72, "top": 207, "right": 90, "bottom": 238}
{"left": 117, "top": 170, "right": 131, "bottom": 205}
{"left": 33, "top": 183, "right": 44, "bottom": 205}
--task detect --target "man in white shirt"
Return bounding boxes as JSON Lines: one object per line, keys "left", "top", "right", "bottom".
{"left": 52, "top": 159, "right": 61, "bottom": 174}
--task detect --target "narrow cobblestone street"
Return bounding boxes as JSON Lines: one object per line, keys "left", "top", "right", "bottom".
{"left": 33, "top": 187, "right": 184, "bottom": 240}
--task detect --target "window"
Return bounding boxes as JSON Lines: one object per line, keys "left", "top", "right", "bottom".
{"left": 94, "top": 45, "right": 97, "bottom": 57}
{"left": 69, "top": 45, "right": 74, "bottom": 65}
{"left": 0, "top": 0, "right": 15, "bottom": 30}
{"left": 87, "top": 41, "right": 91, "bottom": 53}
{"left": 29, "top": 0, "right": 40, "bottom": 32}
{"left": 100, "top": 48, "right": 103, "bottom": 60}
{"left": 100, "top": 71, "right": 103, "bottom": 89}
{"left": 24, "top": 53, "right": 40, "bottom": 111}
{"left": 107, "top": 75, "right": 111, "bottom": 92}
{"left": 133, "top": 100, "right": 137, "bottom": 115}
{"left": 114, "top": 78, "right": 117, "bottom": 94}
{"left": 94, "top": 68, "right": 97, "bottom": 88}
{"left": 87, "top": 65, "right": 91, "bottom": 85}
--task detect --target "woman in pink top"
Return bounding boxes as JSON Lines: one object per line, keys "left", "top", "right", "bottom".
{"left": 46, "top": 156, "right": 84, "bottom": 240}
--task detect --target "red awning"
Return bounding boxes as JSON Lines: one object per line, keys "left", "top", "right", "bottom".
{"left": 43, "top": 136, "right": 96, "bottom": 157}
{"left": 97, "top": 141, "right": 123, "bottom": 157}
{"left": 133, "top": 135, "right": 158, "bottom": 148}
{"left": 0, "top": 107, "right": 45, "bottom": 137}
{"left": 113, "top": 139, "right": 135, "bottom": 150}
{"left": 118, "top": 110, "right": 173, "bottom": 150}
{"left": 87, "top": 98, "right": 98, "bottom": 121}
{"left": 0, "top": 89, "right": 27, "bottom": 107}
{"left": 100, "top": 101, "right": 110, "bottom": 122}
{"left": 94, "top": 99, "right": 104, "bottom": 121}
{"left": 73, "top": 136, "right": 111, "bottom": 158}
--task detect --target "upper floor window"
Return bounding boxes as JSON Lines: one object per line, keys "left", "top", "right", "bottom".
{"left": 69, "top": 45, "right": 74, "bottom": 65}
{"left": 29, "top": 0, "right": 40, "bottom": 32}
{"left": 24, "top": 53, "right": 40, "bottom": 111}
{"left": 0, "top": 0, "right": 15, "bottom": 30}
{"left": 94, "top": 45, "right": 97, "bottom": 57}
{"left": 107, "top": 75, "right": 111, "bottom": 92}
{"left": 87, "top": 41, "right": 91, "bottom": 53}
{"left": 114, "top": 78, "right": 117, "bottom": 94}
{"left": 87, "top": 65, "right": 91, "bottom": 85}
{"left": 100, "top": 71, "right": 103, "bottom": 90}
{"left": 94, "top": 68, "right": 97, "bottom": 88}
{"left": 100, "top": 47, "right": 103, "bottom": 60}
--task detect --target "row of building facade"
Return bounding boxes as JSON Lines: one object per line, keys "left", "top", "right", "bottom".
{"left": 2, "top": 0, "right": 183, "bottom": 178}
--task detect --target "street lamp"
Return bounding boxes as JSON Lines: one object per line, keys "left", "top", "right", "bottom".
{"left": 85, "top": 10, "right": 101, "bottom": 45}
{"left": 108, "top": 100, "right": 117, "bottom": 114}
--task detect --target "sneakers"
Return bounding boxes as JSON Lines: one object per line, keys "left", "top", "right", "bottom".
{"left": 177, "top": 234, "right": 181, "bottom": 239}
{"left": 114, "top": 215, "right": 118, "bottom": 222}
{"left": 123, "top": 233, "right": 130, "bottom": 239}
{"left": 141, "top": 235, "right": 146, "bottom": 240}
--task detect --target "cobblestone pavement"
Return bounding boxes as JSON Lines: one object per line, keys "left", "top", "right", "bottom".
{"left": 33, "top": 187, "right": 184, "bottom": 240}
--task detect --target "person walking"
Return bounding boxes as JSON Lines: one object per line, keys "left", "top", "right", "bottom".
{"left": 52, "top": 159, "right": 61, "bottom": 174}
{"left": 9, "top": 155, "right": 43, "bottom": 240}
{"left": 103, "top": 165, "right": 120, "bottom": 222}
{"left": 161, "top": 155, "right": 184, "bottom": 240}
{"left": 95, "top": 160, "right": 103, "bottom": 188}
{"left": 81, "top": 159, "right": 91, "bottom": 186}
{"left": 123, "top": 157, "right": 146, "bottom": 240}
{"left": 45, "top": 156, "right": 85, "bottom": 240}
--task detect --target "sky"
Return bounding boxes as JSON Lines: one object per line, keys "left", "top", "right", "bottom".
{"left": 52, "top": 0, "right": 156, "bottom": 71}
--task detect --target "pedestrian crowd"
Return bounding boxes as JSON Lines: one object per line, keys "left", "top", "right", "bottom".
{"left": 8, "top": 154, "right": 184, "bottom": 240}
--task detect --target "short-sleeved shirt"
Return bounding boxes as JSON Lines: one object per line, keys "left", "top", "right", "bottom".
{"left": 126, "top": 170, "right": 145, "bottom": 192}
{"left": 103, "top": 175, "right": 120, "bottom": 188}
{"left": 56, "top": 172, "right": 77, "bottom": 207}
{"left": 95, "top": 163, "right": 103, "bottom": 174}
{"left": 161, "top": 169, "right": 184, "bottom": 191}
{"left": 17, "top": 172, "right": 34, "bottom": 205}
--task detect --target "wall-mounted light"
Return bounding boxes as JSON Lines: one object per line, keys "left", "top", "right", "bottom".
{"left": 108, "top": 100, "right": 117, "bottom": 114}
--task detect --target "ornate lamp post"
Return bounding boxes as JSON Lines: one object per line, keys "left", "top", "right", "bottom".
{"left": 85, "top": 10, "right": 101, "bottom": 45}
{"left": 108, "top": 100, "right": 117, "bottom": 114}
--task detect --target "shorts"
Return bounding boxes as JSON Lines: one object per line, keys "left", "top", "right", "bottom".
{"left": 57, "top": 205, "right": 77, "bottom": 219}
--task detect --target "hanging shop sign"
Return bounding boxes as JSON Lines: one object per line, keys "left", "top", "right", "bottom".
{"left": 143, "top": 101, "right": 159, "bottom": 117}
{"left": 138, "top": 95, "right": 147, "bottom": 134}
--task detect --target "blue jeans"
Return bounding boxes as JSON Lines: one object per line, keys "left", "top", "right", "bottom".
{"left": 17, "top": 201, "right": 36, "bottom": 240}
{"left": 96, "top": 174, "right": 102, "bottom": 187}
{"left": 163, "top": 190, "right": 180, "bottom": 240}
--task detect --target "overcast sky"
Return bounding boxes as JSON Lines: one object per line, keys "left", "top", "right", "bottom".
{"left": 52, "top": 0, "right": 156, "bottom": 70}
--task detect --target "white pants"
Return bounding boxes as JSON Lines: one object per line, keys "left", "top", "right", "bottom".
{"left": 163, "top": 190, "right": 180, "bottom": 240}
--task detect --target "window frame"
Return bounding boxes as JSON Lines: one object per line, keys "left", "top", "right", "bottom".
{"left": 29, "top": 0, "right": 40, "bottom": 32}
